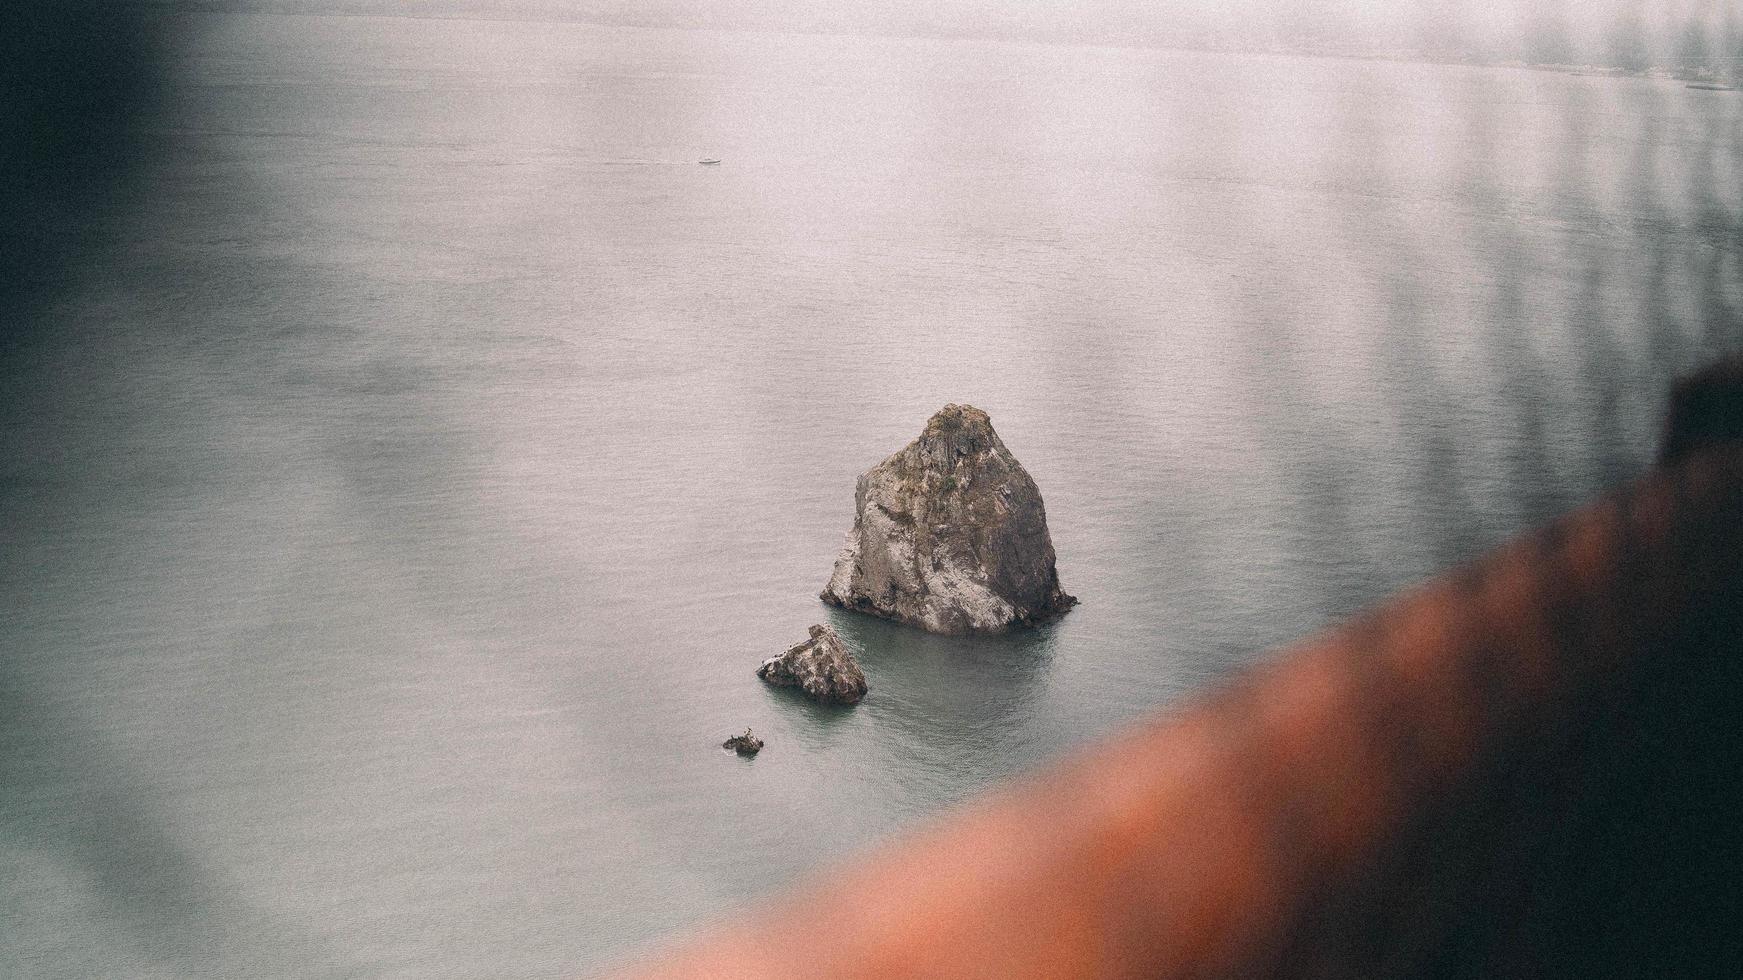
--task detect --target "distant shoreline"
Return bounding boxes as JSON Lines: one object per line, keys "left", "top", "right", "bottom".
{"left": 143, "top": 2, "right": 1737, "bottom": 88}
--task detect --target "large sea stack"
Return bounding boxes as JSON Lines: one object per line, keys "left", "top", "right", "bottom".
{"left": 821, "top": 404, "right": 1075, "bottom": 635}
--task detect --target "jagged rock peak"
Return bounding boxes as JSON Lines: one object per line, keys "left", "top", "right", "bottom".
{"left": 821, "top": 404, "right": 1076, "bottom": 635}
{"left": 756, "top": 624, "right": 868, "bottom": 705}
{"left": 915, "top": 403, "right": 1002, "bottom": 463}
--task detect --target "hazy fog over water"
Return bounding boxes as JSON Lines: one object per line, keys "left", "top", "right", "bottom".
{"left": 2, "top": 2, "right": 1741, "bottom": 976}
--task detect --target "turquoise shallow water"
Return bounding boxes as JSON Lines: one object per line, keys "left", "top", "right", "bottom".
{"left": 2, "top": 12, "right": 1740, "bottom": 977}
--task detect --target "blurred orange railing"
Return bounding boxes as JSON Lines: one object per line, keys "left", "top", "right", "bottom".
{"left": 607, "top": 361, "right": 1743, "bottom": 980}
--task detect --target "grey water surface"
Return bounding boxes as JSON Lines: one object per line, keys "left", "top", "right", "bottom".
{"left": 3, "top": 11, "right": 1740, "bottom": 978}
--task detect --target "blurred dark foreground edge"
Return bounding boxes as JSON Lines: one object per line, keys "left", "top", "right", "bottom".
{"left": 610, "top": 359, "right": 1743, "bottom": 980}
{"left": 1, "top": 0, "right": 173, "bottom": 348}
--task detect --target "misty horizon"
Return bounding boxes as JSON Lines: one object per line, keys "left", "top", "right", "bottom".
{"left": 145, "top": 0, "right": 1743, "bottom": 74}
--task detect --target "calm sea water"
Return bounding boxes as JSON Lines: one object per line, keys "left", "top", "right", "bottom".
{"left": 3, "top": 12, "right": 1740, "bottom": 977}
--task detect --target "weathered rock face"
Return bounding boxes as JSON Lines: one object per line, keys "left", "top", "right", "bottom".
{"left": 756, "top": 624, "right": 869, "bottom": 705}
{"left": 821, "top": 404, "right": 1076, "bottom": 635}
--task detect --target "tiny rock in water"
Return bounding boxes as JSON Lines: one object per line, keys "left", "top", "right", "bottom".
{"left": 723, "top": 729, "right": 764, "bottom": 755}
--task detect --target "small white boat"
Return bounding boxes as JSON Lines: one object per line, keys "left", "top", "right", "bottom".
{"left": 699, "top": 158, "right": 722, "bottom": 165}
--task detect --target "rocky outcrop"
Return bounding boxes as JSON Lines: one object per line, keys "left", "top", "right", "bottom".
{"left": 821, "top": 404, "right": 1075, "bottom": 635}
{"left": 723, "top": 729, "right": 763, "bottom": 755}
{"left": 756, "top": 624, "right": 868, "bottom": 705}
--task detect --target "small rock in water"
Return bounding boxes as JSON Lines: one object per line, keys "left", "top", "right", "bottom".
{"left": 756, "top": 624, "right": 869, "bottom": 705}
{"left": 821, "top": 404, "right": 1076, "bottom": 634}
{"left": 723, "top": 729, "right": 764, "bottom": 755}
